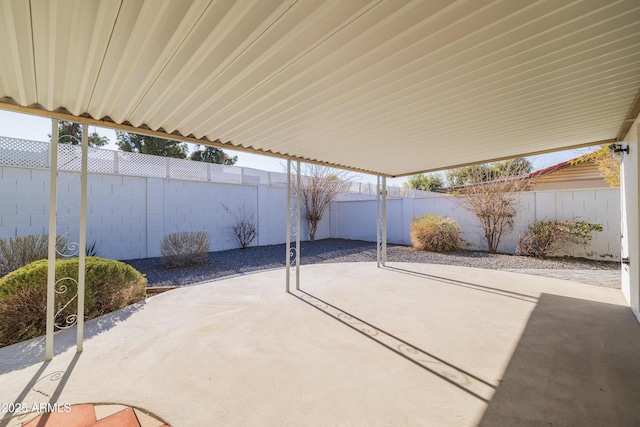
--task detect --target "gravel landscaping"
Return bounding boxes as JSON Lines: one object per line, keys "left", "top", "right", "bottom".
{"left": 124, "top": 238, "right": 620, "bottom": 288}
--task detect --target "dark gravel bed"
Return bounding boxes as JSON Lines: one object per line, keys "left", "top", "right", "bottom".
{"left": 123, "top": 239, "right": 619, "bottom": 287}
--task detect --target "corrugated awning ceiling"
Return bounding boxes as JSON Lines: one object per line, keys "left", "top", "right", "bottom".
{"left": 1, "top": 0, "right": 639, "bottom": 177}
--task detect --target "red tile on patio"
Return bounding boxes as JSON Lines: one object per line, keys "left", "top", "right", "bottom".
{"left": 23, "top": 404, "right": 96, "bottom": 427}
{"left": 92, "top": 407, "right": 140, "bottom": 427}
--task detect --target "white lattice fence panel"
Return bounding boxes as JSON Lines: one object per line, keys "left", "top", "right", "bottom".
{"left": 118, "top": 151, "right": 166, "bottom": 178}
{"left": 168, "top": 157, "right": 208, "bottom": 181}
{"left": 388, "top": 186, "right": 401, "bottom": 197}
{"left": 58, "top": 144, "right": 82, "bottom": 171}
{"left": 347, "top": 182, "right": 361, "bottom": 193}
{"left": 88, "top": 147, "right": 116, "bottom": 174}
{"left": 0, "top": 136, "right": 49, "bottom": 168}
{"left": 243, "top": 167, "right": 269, "bottom": 185}
{"left": 269, "top": 171, "right": 288, "bottom": 187}
{"left": 208, "top": 163, "right": 242, "bottom": 184}
{"left": 359, "top": 182, "right": 376, "bottom": 195}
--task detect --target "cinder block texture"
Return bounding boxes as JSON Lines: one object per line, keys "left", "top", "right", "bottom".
{"left": 1, "top": 164, "right": 621, "bottom": 261}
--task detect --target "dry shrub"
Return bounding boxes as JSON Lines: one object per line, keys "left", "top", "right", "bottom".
{"left": 0, "top": 234, "right": 67, "bottom": 278}
{"left": 222, "top": 204, "right": 258, "bottom": 249}
{"left": 0, "top": 287, "right": 47, "bottom": 347}
{"left": 516, "top": 218, "right": 603, "bottom": 258}
{"left": 160, "top": 231, "right": 211, "bottom": 268}
{"left": 411, "top": 214, "right": 462, "bottom": 252}
{"left": 0, "top": 257, "right": 146, "bottom": 348}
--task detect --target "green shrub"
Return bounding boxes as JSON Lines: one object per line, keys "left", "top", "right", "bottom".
{"left": 0, "top": 257, "right": 146, "bottom": 348}
{"left": 0, "top": 234, "right": 68, "bottom": 278}
{"left": 516, "top": 218, "right": 604, "bottom": 258}
{"left": 160, "top": 231, "right": 211, "bottom": 267}
{"left": 410, "top": 214, "right": 462, "bottom": 252}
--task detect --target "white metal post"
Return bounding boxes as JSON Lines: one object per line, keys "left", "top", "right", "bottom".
{"left": 77, "top": 124, "right": 88, "bottom": 352}
{"left": 377, "top": 176, "right": 381, "bottom": 268}
{"left": 286, "top": 160, "right": 292, "bottom": 292}
{"left": 382, "top": 176, "right": 387, "bottom": 266}
{"left": 295, "top": 161, "right": 301, "bottom": 290}
{"left": 46, "top": 119, "right": 59, "bottom": 361}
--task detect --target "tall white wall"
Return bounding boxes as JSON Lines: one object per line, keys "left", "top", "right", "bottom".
{"left": 334, "top": 189, "right": 621, "bottom": 260}
{"left": 0, "top": 166, "right": 331, "bottom": 260}
{"left": 0, "top": 164, "right": 620, "bottom": 261}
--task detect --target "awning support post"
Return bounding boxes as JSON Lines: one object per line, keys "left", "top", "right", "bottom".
{"left": 377, "top": 176, "right": 381, "bottom": 267}
{"left": 382, "top": 176, "right": 387, "bottom": 266}
{"left": 377, "top": 176, "right": 388, "bottom": 267}
{"left": 286, "top": 161, "right": 291, "bottom": 292}
{"left": 286, "top": 160, "right": 300, "bottom": 292}
{"left": 76, "top": 124, "right": 88, "bottom": 352}
{"left": 295, "top": 161, "right": 301, "bottom": 290}
{"left": 45, "top": 119, "right": 59, "bottom": 361}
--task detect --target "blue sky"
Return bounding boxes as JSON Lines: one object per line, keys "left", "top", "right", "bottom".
{"left": 0, "top": 109, "right": 594, "bottom": 186}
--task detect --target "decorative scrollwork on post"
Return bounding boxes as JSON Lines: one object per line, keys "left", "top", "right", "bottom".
{"left": 377, "top": 206, "right": 384, "bottom": 259}
{"left": 289, "top": 190, "right": 298, "bottom": 277}
{"left": 53, "top": 277, "right": 79, "bottom": 330}
{"left": 289, "top": 246, "right": 297, "bottom": 274}
{"left": 55, "top": 228, "right": 80, "bottom": 258}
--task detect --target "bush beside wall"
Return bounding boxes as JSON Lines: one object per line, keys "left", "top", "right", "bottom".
{"left": 0, "top": 257, "right": 146, "bottom": 348}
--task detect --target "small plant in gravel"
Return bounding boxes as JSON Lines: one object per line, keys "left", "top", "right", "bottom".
{"left": 160, "top": 231, "right": 211, "bottom": 268}
{"left": 222, "top": 203, "right": 258, "bottom": 249}
{"left": 0, "top": 234, "right": 68, "bottom": 278}
{"left": 516, "top": 218, "right": 603, "bottom": 258}
{"left": 410, "top": 214, "right": 462, "bottom": 252}
{"left": 0, "top": 257, "right": 146, "bottom": 348}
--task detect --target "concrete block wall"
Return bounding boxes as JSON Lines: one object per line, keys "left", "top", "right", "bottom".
{"left": 333, "top": 188, "right": 621, "bottom": 260}
{"left": 0, "top": 164, "right": 620, "bottom": 261}
{"left": 0, "top": 165, "right": 332, "bottom": 260}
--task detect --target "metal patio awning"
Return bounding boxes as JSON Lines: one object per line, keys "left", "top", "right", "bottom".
{"left": 1, "top": 0, "right": 639, "bottom": 176}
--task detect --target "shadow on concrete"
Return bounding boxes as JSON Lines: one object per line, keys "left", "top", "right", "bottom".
{"left": 292, "top": 290, "right": 496, "bottom": 403}
{"left": 479, "top": 294, "right": 640, "bottom": 426}
{"left": 0, "top": 302, "right": 144, "bottom": 376}
{"left": 0, "top": 352, "right": 81, "bottom": 426}
{"left": 384, "top": 265, "right": 538, "bottom": 303}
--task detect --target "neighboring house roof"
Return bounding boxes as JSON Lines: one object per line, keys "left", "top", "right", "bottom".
{"left": 528, "top": 159, "right": 574, "bottom": 178}
{"left": 528, "top": 156, "right": 612, "bottom": 190}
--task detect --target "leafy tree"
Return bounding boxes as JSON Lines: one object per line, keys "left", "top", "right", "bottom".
{"left": 570, "top": 145, "right": 619, "bottom": 187}
{"left": 452, "top": 159, "right": 532, "bottom": 254}
{"left": 49, "top": 121, "right": 108, "bottom": 147}
{"left": 189, "top": 146, "right": 237, "bottom": 165}
{"left": 403, "top": 173, "right": 444, "bottom": 192}
{"left": 294, "top": 164, "right": 351, "bottom": 242}
{"left": 446, "top": 158, "right": 532, "bottom": 186}
{"left": 116, "top": 131, "right": 188, "bottom": 159}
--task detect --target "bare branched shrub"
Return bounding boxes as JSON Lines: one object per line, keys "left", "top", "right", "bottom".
{"left": 0, "top": 234, "right": 67, "bottom": 277}
{"left": 294, "top": 164, "right": 352, "bottom": 242}
{"left": 452, "top": 160, "right": 532, "bottom": 253}
{"left": 516, "top": 218, "right": 603, "bottom": 258}
{"left": 160, "top": 231, "right": 211, "bottom": 268}
{"left": 222, "top": 204, "right": 258, "bottom": 249}
{"left": 411, "top": 215, "right": 462, "bottom": 252}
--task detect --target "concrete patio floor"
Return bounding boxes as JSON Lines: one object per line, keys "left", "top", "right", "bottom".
{"left": 0, "top": 263, "right": 638, "bottom": 426}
